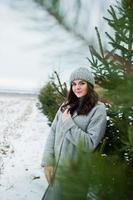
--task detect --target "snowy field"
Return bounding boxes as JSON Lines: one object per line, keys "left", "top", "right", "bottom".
{"left": 0, "top": 94, "right": 49, "bottom": 200}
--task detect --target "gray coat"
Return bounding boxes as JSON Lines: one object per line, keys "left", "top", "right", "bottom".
{"left": 41, "top": 101, "right": 107, "bottom": 200}
{"left": 41, "top": 101, "right": 107, "bottom": 168}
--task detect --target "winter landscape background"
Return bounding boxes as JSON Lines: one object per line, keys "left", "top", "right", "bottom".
{"left": 0, "top": 94, "right": 48, "bottom": 200}
{"left": 0, "top": 0, "right": 115, "bottom": 199}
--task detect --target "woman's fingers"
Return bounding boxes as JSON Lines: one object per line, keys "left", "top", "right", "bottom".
{"left": 62, "top": 109, "right": 70, "bottom": 121}
{"left": 45, "top": 169, "right": 50, "bottom": 184}
{"left": 44, "top": 166, "right": 54, "bottom": 184}
{"left": 44, "top": 168, "right": 51, "bottom": 184}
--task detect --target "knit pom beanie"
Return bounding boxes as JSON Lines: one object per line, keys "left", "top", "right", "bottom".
{"left": 69, "top": 67, "right": 95, "bottom": 86}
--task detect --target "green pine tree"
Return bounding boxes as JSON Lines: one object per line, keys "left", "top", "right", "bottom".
{"left": 37, "top": 1, "right": 133, "bottom": 199}
{"left": 87, "top": 0, "right": 133, "bottom": 164}
{"left": 37, "top": 71, "right": 67, "bottom": 124}
{"left": 57, "top": 1, "right": 133, "bottom": 199}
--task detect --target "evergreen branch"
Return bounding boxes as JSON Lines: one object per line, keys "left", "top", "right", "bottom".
{"left": 34, "top": 0, "right": 89, "bottom": 43}
{"left": 108, "top": 6, "right": 118, "bottom": 21}
{"left": 95, "top": 27, "right": 104, "bottom": 58}
{"left": 105, "top": 32, "right": 117, "bottom": 44}
{"left": 86, "top": 57, "right": 96, "bottom": 67}
{"left": 88, "top": 45, "right": 98, "bottom": 66}
{"left": 63, "top": 82, "right": 68, "bottom": 91}
{"left": 103, "top": 6, "right": 118, "bottom": 26}
{"left": 127, "top": 22, "right": 133, "bottom": 66}
{"left": 89, "top": 46, "right": 105, "bottom": 64}
{"left": 89, "top": 45, "right": 96, "bottom": 63}
{"left": 51, "top": 82, "right": 65, "bottom": 97}
{"left": 89, "top": 45, "right": 110, "bottom": 72}
{"left": 105, "top": 31, "right": 132, "bottom": 57}
{"left": 54, "top": 71, "right": 64, "bottom": 94}
{"left": 115, "top": 32, "right": 129, "bottom": 44}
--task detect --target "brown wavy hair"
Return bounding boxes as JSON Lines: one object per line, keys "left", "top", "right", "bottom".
{"left": 61, "top": 82, "right": 98, "bottom": 115}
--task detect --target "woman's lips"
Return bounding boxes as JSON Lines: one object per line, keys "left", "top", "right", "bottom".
{"left": 76, "top": 91, "right": 82, "bottom": 94}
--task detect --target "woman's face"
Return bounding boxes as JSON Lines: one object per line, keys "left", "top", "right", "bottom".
{"left": 72, "top": 80, "right": 88, "bottom": 98}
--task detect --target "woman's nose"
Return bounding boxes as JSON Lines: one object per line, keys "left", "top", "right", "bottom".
{"left": 76, "top": 84, "right": 81, "bottom": 90}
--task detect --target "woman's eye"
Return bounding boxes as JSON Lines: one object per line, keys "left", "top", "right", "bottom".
{"left": 80, "top": 82, "right": 85, "bottom": 85}
{"left": 72, "top": 83, "right": 76, "bottom": 86}
{"left": 72, "top": 81, "right": 86, "bottom": 86}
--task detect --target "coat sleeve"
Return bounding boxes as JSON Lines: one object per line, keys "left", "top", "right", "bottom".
{"left": 62, "top": 104, "right": 107, "bottom": 151}
{"left": 41, "top": 109, "right": 60, "bottom": 167}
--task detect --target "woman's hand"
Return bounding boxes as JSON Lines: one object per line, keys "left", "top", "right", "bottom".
{"left": 62, "top": 108, "right": 70, "bottom": 121}
{"left": 44, "top": 166, "right": 54, "bottom": 184}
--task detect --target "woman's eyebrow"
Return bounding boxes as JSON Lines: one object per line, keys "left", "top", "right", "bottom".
{"left": 72, "top": 80, "right": 85, "bottom": 84}
{"left": 79, "top": 80, "right": 85, "bottom": 83}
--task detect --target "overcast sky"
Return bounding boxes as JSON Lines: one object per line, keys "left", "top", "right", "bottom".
{"left": 0, "top": 0, "right": 114, "bottom": 91}
{"left": 0, "top": 0, "right": 90, "bottom": 91}
{"left": 0, "top": 0, "right": 50, "bottom": 91}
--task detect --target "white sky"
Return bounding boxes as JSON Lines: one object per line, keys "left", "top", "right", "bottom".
{"left": 0, "top": 0, "right": 114, "bottom": 91}
{"left": 0, "top": 0, "right": 89, "bottom": 91}
{"left": 0, "top": 0, "right": 48, "bottom": 90}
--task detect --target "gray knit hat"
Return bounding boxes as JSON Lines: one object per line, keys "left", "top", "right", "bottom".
{"left": 69, "top": 67, "right": 95, "bottom": 86}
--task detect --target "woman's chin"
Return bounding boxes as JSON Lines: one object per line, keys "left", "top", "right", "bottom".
{"left": 76, "top": 94, "right": 83, "bottom": 98}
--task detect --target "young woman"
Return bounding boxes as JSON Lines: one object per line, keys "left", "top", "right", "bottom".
{"left": 41, "top": 67, "right": 107, "bottom": 200}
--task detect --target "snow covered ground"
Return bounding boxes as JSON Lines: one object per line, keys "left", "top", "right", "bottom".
{"left": 0, "top": 94, "right": 49, "bottom": 200}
